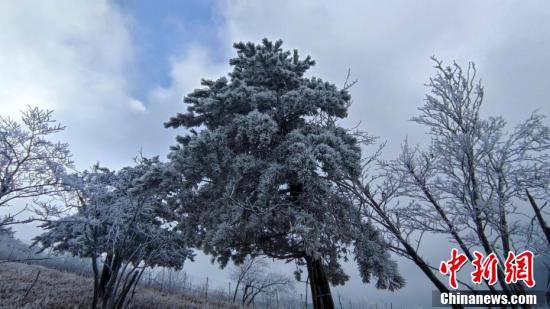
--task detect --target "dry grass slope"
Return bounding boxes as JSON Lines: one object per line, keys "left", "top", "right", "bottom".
{"left": 0, "top": 262, "right": 237, "bottom": 309}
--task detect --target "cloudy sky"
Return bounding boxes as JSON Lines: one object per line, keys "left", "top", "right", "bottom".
{"left": 2, "top": 1, "right": 549, "bottom": 307}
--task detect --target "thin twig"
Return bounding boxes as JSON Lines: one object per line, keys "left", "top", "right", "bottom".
{"left": 21, "top": 270, "right": 41, "bottom": 303}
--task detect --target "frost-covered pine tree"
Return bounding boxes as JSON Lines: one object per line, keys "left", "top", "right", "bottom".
{"left": 35, "top": 157, "right": 192, "bottom": 309}
{"left": 166, "top": 39, "right": 403, "bottom": 308}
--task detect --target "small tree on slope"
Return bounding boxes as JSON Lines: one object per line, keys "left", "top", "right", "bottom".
{"left": 35, "top": 157, "right": 192, "bottom": 309}
{"left": 165, "top": 39, "right": 404, "bottom": 308}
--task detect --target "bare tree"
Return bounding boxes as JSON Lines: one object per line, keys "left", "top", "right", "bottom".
{"left": 332, "top": 58, "right": 549, "bottom": 309}
{"left": 230, "top": 256, "right": 264, "bottom": 303}
{"left": 397, "top": 58, "right": 549, "bottom": 282}
{"left": 0, "top": 107, "right": 72, "bottom": 229}
{"left": 230, "top": 256, "right": 294, "bottom": 306}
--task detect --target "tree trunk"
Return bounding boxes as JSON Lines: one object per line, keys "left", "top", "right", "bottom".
{"left": 98, "top": 254, "right": 114, "bottom": 299}
{"left": 114, "top": 270, "right": 139, "bottom": 309}
{"left": 526, "top": 189, "right": 550, "bottom": 246}
{"left": 99, "top": 254, "right": 122, "bottom": 309}
{"left": 305, "top": 255, "right": 335, "bottom": 309}
{"left": 232, "top": 282, "right": 240, "bottom": 303}
{"left": 355, "top": 182, "right": 463, "bottom": 309}
{"left": 416, "top": 180, "right": 502, "bottom": 298}
{"left": 91, "top": 256, "right": 100, "bottom": 309}
{"left": 290, "top": 181, "right": 334, "bottom": 308}
{"left": 466, "top": 157, "right": 517, "bottom": 308}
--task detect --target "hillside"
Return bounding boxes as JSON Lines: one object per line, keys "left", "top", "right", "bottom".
{"left": 0, "top": 262, "right": 236, "bottom": 309}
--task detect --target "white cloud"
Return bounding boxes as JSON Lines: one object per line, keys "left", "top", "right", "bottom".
{"left": 216, "top": 0, "right": 550, "bottom": 156}
{"left": 0, "top": 0, "right": 231, "bottom": 172}
{"left": 128, "top": 98, "right": 147, "bottom": 113}
{"left": 149, "top": 45, "right": 229, "bottom": 106}
{"left": 0, "top": 0, "right": 144, "bottom": 168}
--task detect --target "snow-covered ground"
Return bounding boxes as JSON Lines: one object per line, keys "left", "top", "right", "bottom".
{"left": 0, "top": 233, "right": 237, "bottom": 309}
{"left": 0, "top": 261, "right": 237, "bottom": 308}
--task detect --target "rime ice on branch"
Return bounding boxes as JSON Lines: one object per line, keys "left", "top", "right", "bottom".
{"left": 360, "top": 57, "right": 549, "bottom": 298}
{"left": 35, "top": 157, "right": 192, "bottom": 309}
{"left": 0, "top": 107, "right": 72, "bottom": 230}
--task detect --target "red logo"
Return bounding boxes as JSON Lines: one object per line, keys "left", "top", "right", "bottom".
{"left": 505, "top": 251, "right": 535, "bottom": 288}
{"left": 439, "top": 248, "right": 468, "bottom": 289}
{"left": 439, "top": 249, "right": 535, "bottom": 289}
{"left": 471, "top": 251, "right": 499, "bottom": 286}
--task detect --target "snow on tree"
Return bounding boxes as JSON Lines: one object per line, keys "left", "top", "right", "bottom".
{"left": 165, "top": 39, "right": 404, "bottom": 308}
{"left": 0, "top": 107, "right": 72, "bottom": 230}
{"left": 352, "top": 57, "right": 549, "bottom": 300}
{"left": 34, "top": 157, "right": 192, "bottom": 309}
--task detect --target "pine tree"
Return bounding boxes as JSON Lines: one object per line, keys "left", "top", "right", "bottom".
{"left": 166, "top": 39, "right": 404, "bottom": 308}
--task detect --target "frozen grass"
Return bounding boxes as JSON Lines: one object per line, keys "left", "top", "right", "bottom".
{"left": 0, "top": 262, "right": 237, "bottom": 309}
{"left": 0, "top": 233, "right": 237, "bottom": 308}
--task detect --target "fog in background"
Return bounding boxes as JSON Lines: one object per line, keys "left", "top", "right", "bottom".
{"left": 1, "top": 1, "right": 549, "bottom": 307}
